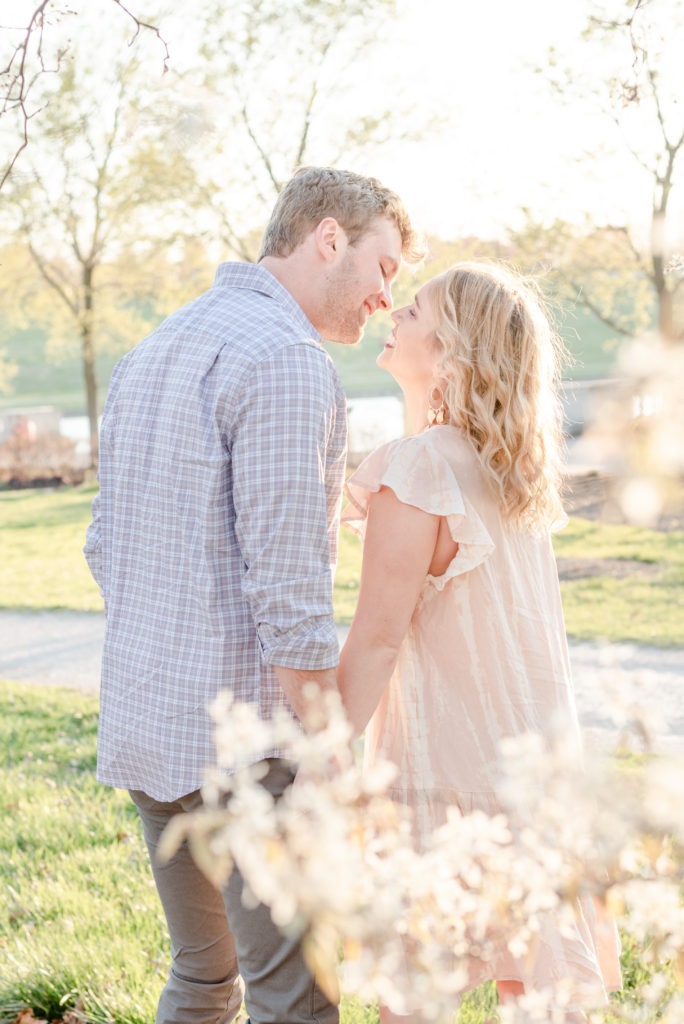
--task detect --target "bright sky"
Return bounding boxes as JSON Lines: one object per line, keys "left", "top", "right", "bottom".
{"left": 1, "top": 0, "right": 681, "bottom": 244}
{"left": 369, "top": 0, "right": 665, "bottom": 241}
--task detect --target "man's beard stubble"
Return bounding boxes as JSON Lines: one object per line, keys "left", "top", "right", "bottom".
{"left": 319, "top": 249, "right": 364, "bottom": 346}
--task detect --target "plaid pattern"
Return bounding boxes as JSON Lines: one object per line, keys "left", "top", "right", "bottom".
{"left": 84, "top": 263, "right": 347, "bottom": 801}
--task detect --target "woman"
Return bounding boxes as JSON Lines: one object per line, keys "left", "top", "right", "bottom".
{"left": 338, "top": 261, "right": 621, "bottom": 1022}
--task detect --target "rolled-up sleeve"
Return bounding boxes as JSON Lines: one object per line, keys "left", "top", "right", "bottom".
{"left": 232, "top": 342, "right": 342, "bottom": 670}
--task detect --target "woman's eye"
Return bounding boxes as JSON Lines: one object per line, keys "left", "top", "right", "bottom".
{"left": 408, "top": 307, "right": 417, "bottom": 318}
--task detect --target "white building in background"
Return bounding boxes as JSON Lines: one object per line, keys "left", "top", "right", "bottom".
{"left": 58, "top": 415, "right": 93, "bottom": 463}
{"left": 346, "top": 396, "right": 405, "bottom": 464}
{"left": 49, "top": 382, "right": 618, "bottom": 471}
{"left": 53, "top": 400, "right": 406, "bottom": 468}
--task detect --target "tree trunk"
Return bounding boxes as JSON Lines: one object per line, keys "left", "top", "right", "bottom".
{"left": 652, "top": 179, "right": 677, "bottom": 342}
{"left": 82, "top": 265, "right": 99, "bottom": 469}
{"left": 657, "top": 286, "right": 675, "bottom": 342}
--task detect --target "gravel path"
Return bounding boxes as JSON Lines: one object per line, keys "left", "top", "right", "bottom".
{"left": 1, "top": 610, "right": 683, "bottom": 755}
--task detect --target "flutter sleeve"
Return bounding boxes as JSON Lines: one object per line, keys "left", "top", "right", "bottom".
{"left": 342, "top": 435, "right": 495, "bottom": 588}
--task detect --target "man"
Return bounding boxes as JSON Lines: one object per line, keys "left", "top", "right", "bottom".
{"left": 84, "top": 166, "right": 422, "bottom": 1024}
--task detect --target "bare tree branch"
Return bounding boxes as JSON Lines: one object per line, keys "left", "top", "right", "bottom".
{"left": 27, "top": 238, "right": 79, "bottom": 316}
{"left": 604, "top": 224, "right": 644, "bottom": 267}
{"left": 607, "top": 107, "right": 658, "bottom": 176}
{"left": 85, "top": 82, "right": 127, "bottom": 263}
{"left": 0, "top": 1, "right": 65, "bottom": 189}
{"left": 239, "top": 101, "right": 281, "bottom": 194}
{"left": 588, "top": 0, "right": 651, "bottom": 99}
{"left": 0, "top": 1, "right": 169, "bottom": 190}
{"left": 110, "top": 0, "right": 170, "bottom": 70}
{"left": 544, "top": 2, "right": 683, "bottom": 342}
{"left": 194, "top": 181, "right": 258, "bottom": 262}
{"left": 568, "top": 280, "right": 634, "bottom": 337}
{"left": 294, "top": 41, "right": 331, "bottom": 168}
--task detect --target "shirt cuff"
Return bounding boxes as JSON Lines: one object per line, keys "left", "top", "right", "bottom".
{"left": 257, "top": 616, "right": 340, "bottom": 670}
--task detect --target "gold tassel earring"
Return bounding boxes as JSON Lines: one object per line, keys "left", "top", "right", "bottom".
{"left": 427, "top": 384, "right": 448, "bottom": 426}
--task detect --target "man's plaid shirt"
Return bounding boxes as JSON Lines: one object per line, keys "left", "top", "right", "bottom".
{"left": 84, "top": 263, "right": 347, "bottom": 801}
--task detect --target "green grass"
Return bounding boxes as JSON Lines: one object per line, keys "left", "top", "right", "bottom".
{"left": 1, "top": 486, "right": 682, "bottom": 646}
{"left": 0, "top": 681, "right": 165, "bottom": 1024}
{"left": 554, "top": 518, "right": 684, "bottom": 647}
{"left": 0, "top": 483, "right": 104, "bottom": 612}
{"left": 335, "top": 527, "right": 363, "bottom": 624}
{"left": 553, "top": 301, "right": 622, "bottom": 380}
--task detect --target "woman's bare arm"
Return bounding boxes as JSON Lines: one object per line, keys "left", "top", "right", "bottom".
{"left": 338, "top": 485, "right": 440, "bottom": 736}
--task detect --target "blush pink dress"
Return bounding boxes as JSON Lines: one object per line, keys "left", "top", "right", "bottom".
{"left": 342, "top": 424, "right": 621, "bottom": 1009}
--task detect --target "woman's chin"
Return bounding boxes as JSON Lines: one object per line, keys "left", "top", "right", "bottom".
{"left": 376, "top": 349, "right": 393, "bottom": 371}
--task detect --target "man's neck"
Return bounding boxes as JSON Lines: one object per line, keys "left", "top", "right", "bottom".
{"left": 259, "top": 254, "right": 320, "bottom": 329}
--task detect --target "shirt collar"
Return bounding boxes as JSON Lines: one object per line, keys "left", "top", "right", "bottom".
{"left": 213, "top": 262, "right": 321, "bottom": 342}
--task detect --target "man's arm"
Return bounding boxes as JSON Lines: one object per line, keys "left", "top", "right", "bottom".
{"left": 231, "top": 342, "right": 343, "bottom": 725}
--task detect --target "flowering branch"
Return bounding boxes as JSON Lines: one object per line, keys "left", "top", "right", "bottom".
{"left": 160, "top": 689, "right": 684, "bottom": 1022}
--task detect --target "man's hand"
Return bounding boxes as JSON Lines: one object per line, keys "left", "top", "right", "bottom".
{"left": 273, "top": 665, "right": 340, "bottom": 732}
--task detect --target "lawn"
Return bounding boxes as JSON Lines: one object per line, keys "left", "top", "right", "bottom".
{"left": 1, "top": 484, "right": 682, "bottom": 647}
{"left": 555, "top": 517, "right": 684, "bottom": 647}
{"left": 0, "top": 681, "right": 164, "bottom": 1024}
{"left": 0, "top": 484, "right": 103, "bottom": 613}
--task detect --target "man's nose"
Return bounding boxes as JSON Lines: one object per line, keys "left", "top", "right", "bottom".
{"left": 378, "top": 280, "right": 392, "bottom": 311}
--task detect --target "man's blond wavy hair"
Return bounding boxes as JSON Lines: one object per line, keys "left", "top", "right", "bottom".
{"left": 258, "top": 166, "right": 424, "bottom": 263}
{"left": 432, "top": 261, "right": 567, "bottom": 530}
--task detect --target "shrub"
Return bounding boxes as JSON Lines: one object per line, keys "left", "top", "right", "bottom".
{"left": 0, "top": 431, "right": 84, "bottom": 487}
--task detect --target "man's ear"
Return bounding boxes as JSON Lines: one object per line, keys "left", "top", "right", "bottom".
{"left": 314, "top": 218, "right": 347, "bottom": 262}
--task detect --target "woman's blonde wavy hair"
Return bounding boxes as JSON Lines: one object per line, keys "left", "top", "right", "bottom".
{"left": 431, "top": 261, "right": 567, "bottom": 530}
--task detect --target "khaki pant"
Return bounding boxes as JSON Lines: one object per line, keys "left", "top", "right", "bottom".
{"left": 131, "top": 760, "right": 339, "bottom": 1024}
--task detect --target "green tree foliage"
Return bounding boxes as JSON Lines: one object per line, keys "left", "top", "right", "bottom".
{"left": 0, "top": 349, "right": 18, "bottom": 395}
{"left": 1, "top": 0, "right": 428, "bottom": 447}
{"left": 511, "top": 217, "right": 657, "bottom": 336}
{"left": 1, "top": 29, "right": 200, "bottom": 466}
